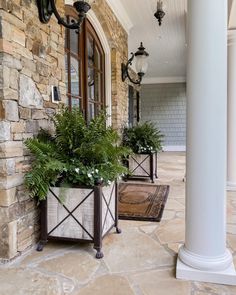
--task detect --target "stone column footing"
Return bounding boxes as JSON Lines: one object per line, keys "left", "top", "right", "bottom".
{"left": 176, "top": 258, "right": 236, "bottom": 285}
{"left": 178, "top": 245, "right": 233, "bottom": 271}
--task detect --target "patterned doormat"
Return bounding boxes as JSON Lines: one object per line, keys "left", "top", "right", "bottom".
{"left": 118, "top": 183, "right": 170, "bottom": 222}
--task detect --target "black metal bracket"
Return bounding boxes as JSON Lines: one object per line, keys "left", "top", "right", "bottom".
{"left": 36, "top": 0, "right": 91, "bottom": 30}
{"left": 121, "top": 53, "right": 143, "bottom": 85}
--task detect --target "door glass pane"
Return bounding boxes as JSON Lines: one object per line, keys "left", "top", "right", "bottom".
{"left": 88, "top": 67, "right": 95, "bottom": 100}
{"left": 89, "top": 103, "right": 95, "bottom": 120}
{"left": 94, "top": 46, "right": 101, "bottom": 70}
{"left": 87, "top": 36, "right": 94, "bottom": 67}
{"left": 94, "top": 72, "right": 101, "bottom": 102}
{"left": 66, "top": 96, "right": 70, "bottom": 106}
{"left": 70, "top": 56, "right": 80, "bottom": 96}
{"left": 70, "top": 18, "right": 79, "bottom": 54}
{"left": 72, "top": 98, "right": 80, "bottom": 108}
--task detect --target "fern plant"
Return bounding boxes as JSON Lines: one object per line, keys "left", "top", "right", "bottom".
{"left": 122, "top": 122, "right": 164, "bottom": 154}
{"left": 24, "top": 107, "right": 130, "bottom": 201}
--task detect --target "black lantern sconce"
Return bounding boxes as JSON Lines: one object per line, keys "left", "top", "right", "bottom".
{"left": 154, "top": 1, "right": 165, "bottom": 26}
{"left": 122, "top": 42, "right": 149, "bottom": 85}
{"left": 36, "top": 0, "right": 92, "bottom": 30}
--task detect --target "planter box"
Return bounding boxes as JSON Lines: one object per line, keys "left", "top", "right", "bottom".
{"left": 124, "top": 152, "right": 158, "bottom": 183}
{"left": 37, "top": 182, "right": 120, "bottom": 258}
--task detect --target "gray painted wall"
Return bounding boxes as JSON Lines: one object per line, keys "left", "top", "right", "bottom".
{"left": 141, "top": 83, "right": 186, "bottom": 147}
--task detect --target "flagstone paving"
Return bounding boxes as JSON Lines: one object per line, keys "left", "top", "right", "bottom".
{"left": 0, "top": 152, "right": 236, "bottom": 295}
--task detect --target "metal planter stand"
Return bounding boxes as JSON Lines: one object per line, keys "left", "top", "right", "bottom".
{"left": 37, "top": 182, "right": 121, "bottom": 259}
{"left": 124, "top": 152, "right": 158, "bottom": 183}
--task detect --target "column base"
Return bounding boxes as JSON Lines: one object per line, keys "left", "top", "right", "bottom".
{"left": 227, "top": 181, "right": 236, "bottom": 191}
{"left": 176, "top": 258, "right": 236, "bottom": 285}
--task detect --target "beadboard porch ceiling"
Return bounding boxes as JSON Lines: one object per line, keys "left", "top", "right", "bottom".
{"left": 111, "top": 0, "right": 236, "bottom": 83}
{"left": 119, "top": 0, "right": 187, "bottom": 82}
{"left": 65, "top": 0, "right": 236, "bottom": 82}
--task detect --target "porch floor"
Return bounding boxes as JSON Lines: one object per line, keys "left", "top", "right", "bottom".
{"left": 1, "top": 152, "right": 236, "bottom": 295}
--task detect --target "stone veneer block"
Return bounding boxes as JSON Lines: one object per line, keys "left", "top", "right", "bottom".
{"left": 0, "top": 141, "right": 23, "bottom": 158}
{"left": 0, "top": 174, "right": 24, "bottom": 190}
{"left": 0, "top": 220, "right": 17, "bottom": 259}
{"left": 0, "top": 121, "right": 11, "bottom": 142}
{"left": 0, "top": 39, "right": 13, "bottom": 54}
{"left": 12, "top": 27, "right": 26, "bottom": 47}
{"left": 2, "top": 100, "right": 19, "bottom": 122}
{"left": 0, "top": 158, "right": 15, "bottom": 176}
{"left": 19, "top": 75, "right": 43, "bottom": 109}
{"left": 8, "top": 220, "right": 17, "bottom": 258}
{"left": 0, "top": 188, "right": 17, "bottom": 207}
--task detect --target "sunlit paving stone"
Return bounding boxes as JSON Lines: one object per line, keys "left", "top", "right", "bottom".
{"left": 131, "top": 269, "right": 191, "bottom": 295}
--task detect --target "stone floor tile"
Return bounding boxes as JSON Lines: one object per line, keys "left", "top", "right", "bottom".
{"left": 165, "top": 199, "right": 185, "bottom": 211}
{"left": 161, "top": 209, "right": 176, "bottom": 220}
{"left": 193, "top": 281, "right": 236, "bottom": 295}
{"left": 103, "top": 227, "right": 174, "bottom": 273}
{"left": 193, "top": 292, "right": 215, "bottom": 295}
{"left": 139, "top": 224, "right": 159, "bottom": 234}
{"left": 176, "top": 211, "right": 185, "bottom": 218}
{"left": 167, "top": 242, "right": 183, "bottom": 254}
{"left": 227, "top": 234, "right": 236, "bottom": 252}
{"left": 131, "top": 269, "right": 191, "bottom": 295}
{"left": 155, "top": 218, "right": 185, "bottom": 244}
{"left": 0, "top": 268, "right": 62, "bottom": 295}
{"left": 17, "top": 241, "right": 77, "bottom": 267}
{"left": 176, "top": 198, "right": 186, "bottom": 205}
{"left": 75, "top": 275, "right": 135, "bottom": 295}
{"left": 37, "top": 252, "right": 100, "bottom": 284}
{"left": 119, "top": 219, "right": 152, "bottom": 229}
{"left": 227, "top": 224, "right": 236, "bottom": 235}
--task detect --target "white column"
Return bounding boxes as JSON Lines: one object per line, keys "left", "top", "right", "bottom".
{"left": 176, "top": 0, "right": 236, "bottom": 285}
{"left": 227, "top": 30, "right": 236, "bottom": 191}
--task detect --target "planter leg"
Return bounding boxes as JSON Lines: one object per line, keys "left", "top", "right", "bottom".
{"left": 37, "top": 200, "right": 48, "bottom": 252}
{"left": 150, "top": 153, "right": 154, "bottom": 183}
{"left": 94, "top": 185, "right": 103, "bottom": 259}
{"left": 36, "top": 240, "right": 47, "bottom": 252}
{"left": 115, "top": 182, "right": 122, "bottom": 234}
{"left": 155, "top": 152, "right": 158, "bottom": 179}
{"left": 95, "top": 248, "right": 104, "bottom": 259}
{"left": 116, "top": 227, "right": 122, "bottom": 234}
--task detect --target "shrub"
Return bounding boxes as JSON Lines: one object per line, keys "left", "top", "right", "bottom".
{"left": 24, "top": 107, "right": 130, "bottom": 201}
{"left": 122, "top": 122, "right": 163, "bottom": 154}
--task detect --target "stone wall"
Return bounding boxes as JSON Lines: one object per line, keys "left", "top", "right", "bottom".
{"left": 141, "top": 83, "right": 186, "bottom": 148}
{"left": 0, "top": 0, "right": 129, "bottom": 260}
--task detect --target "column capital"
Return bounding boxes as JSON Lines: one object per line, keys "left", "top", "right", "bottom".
{"left": 228, "top": 30, "right": 236, "bottom": 45}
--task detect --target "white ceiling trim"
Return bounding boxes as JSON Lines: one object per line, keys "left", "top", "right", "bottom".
{"left": 142, "top": 76, "right": 186, "bottom": 84}
{"left": 105, "top": 0, "right": 133, "bottom": 34}
{"left": 229, "top": 0, "right": 236, "bottom": 29}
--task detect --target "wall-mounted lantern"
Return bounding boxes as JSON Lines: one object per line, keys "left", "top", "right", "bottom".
{"left": 122, "top": 42, "right": 149, "bottom": 85}
{"left": 36, "top": 0, "right": 92, "bottom": 30}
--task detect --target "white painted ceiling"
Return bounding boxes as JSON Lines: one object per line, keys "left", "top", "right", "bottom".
{"left": 119, "top": 0, "right": 187, "bottom": 81}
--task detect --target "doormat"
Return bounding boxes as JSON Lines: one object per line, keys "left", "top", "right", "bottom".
{"left": 118, "top": 183, "right": 169, "bottom": 222}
